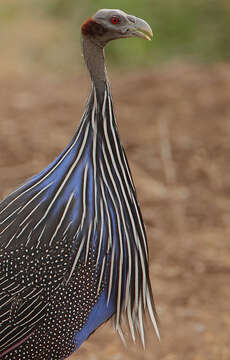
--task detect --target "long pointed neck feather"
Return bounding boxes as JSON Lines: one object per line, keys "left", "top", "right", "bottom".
{"left": 0, "top": 47, "right": 159, "bottom": 351}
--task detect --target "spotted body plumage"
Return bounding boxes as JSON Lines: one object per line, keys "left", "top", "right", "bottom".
{"left": 1, "top": 247, "right": 103, "bottom": 359}
{"left": 0, "top": 9, "right": 158, "bottom": 360}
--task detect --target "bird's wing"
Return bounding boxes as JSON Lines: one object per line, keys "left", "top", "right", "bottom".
{"left": 0, "top": 269, "right": 47, "bottom": 356}
{"left": 0, "top": 111, "right": 96, "bottom": 357}
{"left": 0, "top": 240, "right": 72, "bottom": 357}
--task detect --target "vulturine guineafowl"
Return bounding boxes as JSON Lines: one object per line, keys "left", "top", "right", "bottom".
{"left": 0, "top": 9, "right": 159, "bottom": 360}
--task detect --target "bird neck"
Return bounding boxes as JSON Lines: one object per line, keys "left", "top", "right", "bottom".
{"left": 82, "top": 36, "right": 108, "bottom": 99}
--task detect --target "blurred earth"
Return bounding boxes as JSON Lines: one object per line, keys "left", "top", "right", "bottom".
{"left": 0, "top": 63, "right": 230, "bottom": 359}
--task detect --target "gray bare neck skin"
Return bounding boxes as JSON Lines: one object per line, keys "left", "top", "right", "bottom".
{"left": 82, "top": 35, "right": 108, "bottom": 102}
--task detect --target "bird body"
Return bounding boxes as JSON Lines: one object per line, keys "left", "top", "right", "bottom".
{"left": 0, "top": 9, "right": 158, "bottom": 360}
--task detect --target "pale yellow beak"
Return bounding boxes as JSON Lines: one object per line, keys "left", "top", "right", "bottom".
{"left": 132, "top": 17, "right": 153, "bottom": 41}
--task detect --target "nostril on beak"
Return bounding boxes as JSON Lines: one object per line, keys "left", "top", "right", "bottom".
{"left": 127, "top": 16, "right": 136, "bottom": 24}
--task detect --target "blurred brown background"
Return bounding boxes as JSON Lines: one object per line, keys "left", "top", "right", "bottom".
{"left": 0, "top": 1, "right": 230, "bottom": 359}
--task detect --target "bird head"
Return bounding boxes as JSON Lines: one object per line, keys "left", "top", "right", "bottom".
{"left": 81, "top": 9, "right": 153, "bottom": 46}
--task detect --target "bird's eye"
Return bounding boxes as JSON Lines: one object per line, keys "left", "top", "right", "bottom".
{"left": 110, "top": 16, "right": 120, "bottom": 25}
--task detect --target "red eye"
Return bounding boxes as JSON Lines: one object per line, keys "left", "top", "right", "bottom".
{"left": 110, "top": 16, "right": 120, "bottom": 25}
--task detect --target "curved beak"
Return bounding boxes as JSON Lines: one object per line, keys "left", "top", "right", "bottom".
{"left": 129, "top": 16, "right": 153, "bottom": 41}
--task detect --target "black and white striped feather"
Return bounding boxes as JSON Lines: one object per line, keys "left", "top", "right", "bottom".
{"left": 0, "top": 83, "right": 159, "bottom": 357}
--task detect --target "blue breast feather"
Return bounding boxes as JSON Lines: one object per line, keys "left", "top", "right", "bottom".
{"left": 0, "top": 85, "right": 157, "bottom": 355}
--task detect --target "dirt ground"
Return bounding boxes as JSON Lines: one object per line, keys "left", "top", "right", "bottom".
{"left": 0, "top": 63, "right": 230, "bottom": 360}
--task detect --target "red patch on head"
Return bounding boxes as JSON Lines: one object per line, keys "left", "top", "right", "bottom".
{"left": 81, "top": 18, "right": 108, "bottom": 37}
